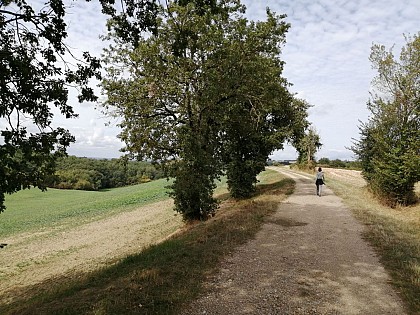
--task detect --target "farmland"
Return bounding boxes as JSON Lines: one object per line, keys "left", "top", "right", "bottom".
{"left": 0, "top": 178, "right": 182, "bottom": 303}
{"left": 1, "top": 178, "right": 174, "bottom": 238}
{"left": 0, "top": 173, "right": 232, "bottom": 305}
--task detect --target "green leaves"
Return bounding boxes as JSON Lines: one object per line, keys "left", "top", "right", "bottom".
{"left": 102, "top": 1, "right": 308, "bottom": 219}
{"left": 0, "top": 0, "right": 102, "bottom": 212}
{"left": 353, "top": 33, "right": 420, "bottom": 206}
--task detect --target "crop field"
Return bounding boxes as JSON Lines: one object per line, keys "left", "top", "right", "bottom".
{"left": 1, "top": 178, "right": 174, "bottom": 238}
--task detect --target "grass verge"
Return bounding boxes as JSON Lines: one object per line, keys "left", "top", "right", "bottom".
{"left": 0, "top": 171, "right": 294, "bottom": 315}
{"left": 326, "top": 175, "right": 420, "bottom": 315}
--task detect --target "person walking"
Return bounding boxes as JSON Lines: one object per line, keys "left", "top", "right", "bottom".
{"left": 315, "top": 167, "right": 325, "bottom": 196}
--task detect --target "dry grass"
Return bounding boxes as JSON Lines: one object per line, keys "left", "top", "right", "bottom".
{"left": 325, "top": 169, "right": 420, "bottom": 314}
{"left": 0, "top": 170, "right": 294, "bottom": 315}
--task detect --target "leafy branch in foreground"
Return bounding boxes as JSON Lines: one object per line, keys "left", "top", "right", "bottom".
{"left": 0, "top": 0, "right": 102, "bottom": 212}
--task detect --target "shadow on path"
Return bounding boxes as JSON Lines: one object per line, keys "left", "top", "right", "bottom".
{"left": 182, "top": 166, "right": 407, "bottom": 315}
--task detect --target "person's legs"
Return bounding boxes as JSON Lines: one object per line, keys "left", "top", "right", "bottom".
{"left": 319, "top": 184, "right": 322, "bottom": 197}
{"left": 316, "top": 184, "right": 319, "bottom": 195}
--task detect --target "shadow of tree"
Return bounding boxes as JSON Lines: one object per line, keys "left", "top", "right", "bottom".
{"left": 1, "top": 178, "right": 294, "bottom": 315}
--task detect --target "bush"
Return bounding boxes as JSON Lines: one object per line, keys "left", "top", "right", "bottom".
{"left": 74, "top": 179, "right": 96, "bottom": 191}
{"left": 169, "top": 160, "right": 218, "bottom": 221}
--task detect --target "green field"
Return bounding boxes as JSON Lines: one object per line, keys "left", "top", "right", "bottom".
{"left": 1, "top": 176, "right": 231, "bottom": 238}
{"left": 1, "top": 178, "right": 173, "bottom": 238}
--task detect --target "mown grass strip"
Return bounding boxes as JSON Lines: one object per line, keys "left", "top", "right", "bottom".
{"left": 1, "top": 171, "right": 294, "bottom": 315}
{"left": 327, "top": 177, "right": 420, "bottom": 315}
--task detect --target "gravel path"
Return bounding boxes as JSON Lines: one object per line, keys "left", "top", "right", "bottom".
{"left": 181, "top": 167, "right": 406, "bottom": 315}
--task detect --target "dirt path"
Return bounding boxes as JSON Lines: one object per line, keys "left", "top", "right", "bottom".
{"left": 182, "top": 166, "right": 406, "bottom": 314}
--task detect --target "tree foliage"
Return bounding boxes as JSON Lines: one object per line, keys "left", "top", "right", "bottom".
{"left": 352, "top": 33, "right": 420, "bottom": 206}
{"left": 295, "top": 125, "right": 322, "bottom": 169}
{"left": 46, "top": 156, "right": 163, "bottom": 190}
{"left": 219, "top": 16, "right": 309, "bottom": 199}
{"left": 0, "top": 0, "right": 104, "bottom": 212}
{"left": 102, "top": 1, "right": 238, "bottom": 220}
{"left": 102, "top": 1, "right": 308, "bottom": 219}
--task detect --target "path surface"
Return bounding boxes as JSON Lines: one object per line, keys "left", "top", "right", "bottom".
{"left": 182, "top": 167, "right": 406, "bottom": 315}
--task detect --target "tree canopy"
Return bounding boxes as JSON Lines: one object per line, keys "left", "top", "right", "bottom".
{"left": 102, "top": 0, "right": 309, "bottom": 220}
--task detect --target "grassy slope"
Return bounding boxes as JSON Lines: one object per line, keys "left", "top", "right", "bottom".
{"left": 1, "top": 179, "right": 172, "bottom": 238}
{"left": 0, "top": 170, "right": 294, "bottom": 315}
{"left": 1, "top": 177, "right": 233, "bottom": 238}
{"left": 327, "top": 175, "right": 420, "bottom": 315}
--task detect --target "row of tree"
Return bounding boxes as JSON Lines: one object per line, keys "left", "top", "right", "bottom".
{"left": 317, "top": 158, "right": 361, "bottom": 170}
{"left": 101, "top": 1, "right": 311, "bottom": 220}
{"left": 352, "top": 34, "right": 420, "bottom": 206}
{"left": 45, "top": 156, "right": 163, "bottom": 191}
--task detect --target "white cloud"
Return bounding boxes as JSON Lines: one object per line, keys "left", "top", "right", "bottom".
{"left": 239, "top": 0, "right": 419, "bottom": 160}
{"left": 67, "top": 124, "right": 124, "bottom": 158}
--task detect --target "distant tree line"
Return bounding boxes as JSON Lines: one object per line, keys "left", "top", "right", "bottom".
{"left": 45, "top": 156, "right": 164, "bottom": 191}
{"left": 317, "top": 158, "right": 361, "bottom": 170}
{"left": 270, "top": 158, "right": 361, "bottom": 170}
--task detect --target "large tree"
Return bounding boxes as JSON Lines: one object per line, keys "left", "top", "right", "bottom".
{"left": 102, "top": 1, "right": 305, "bottom": 219}
{"left": 222, "top": 37, "right": 308, "bottom": 198}
{"left": 204, "top": 9, "right": 306, "bottom": 199}
{"left": 352, "top": 33, "right": 420, "bottom": 206}
{"left": 295, "top": 126, "right": 322, "bottom": 168}
{"left": 102, "top": 1, "right": 241, "bottom": 220}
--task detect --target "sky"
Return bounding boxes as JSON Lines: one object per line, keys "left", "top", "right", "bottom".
{"left": 48, "top": 0, "right": 420, "bottom": 160}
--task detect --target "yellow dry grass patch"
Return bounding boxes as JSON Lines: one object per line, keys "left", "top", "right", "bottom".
{"left": 325, "top": 168, "right": 420, "bottom": 314}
